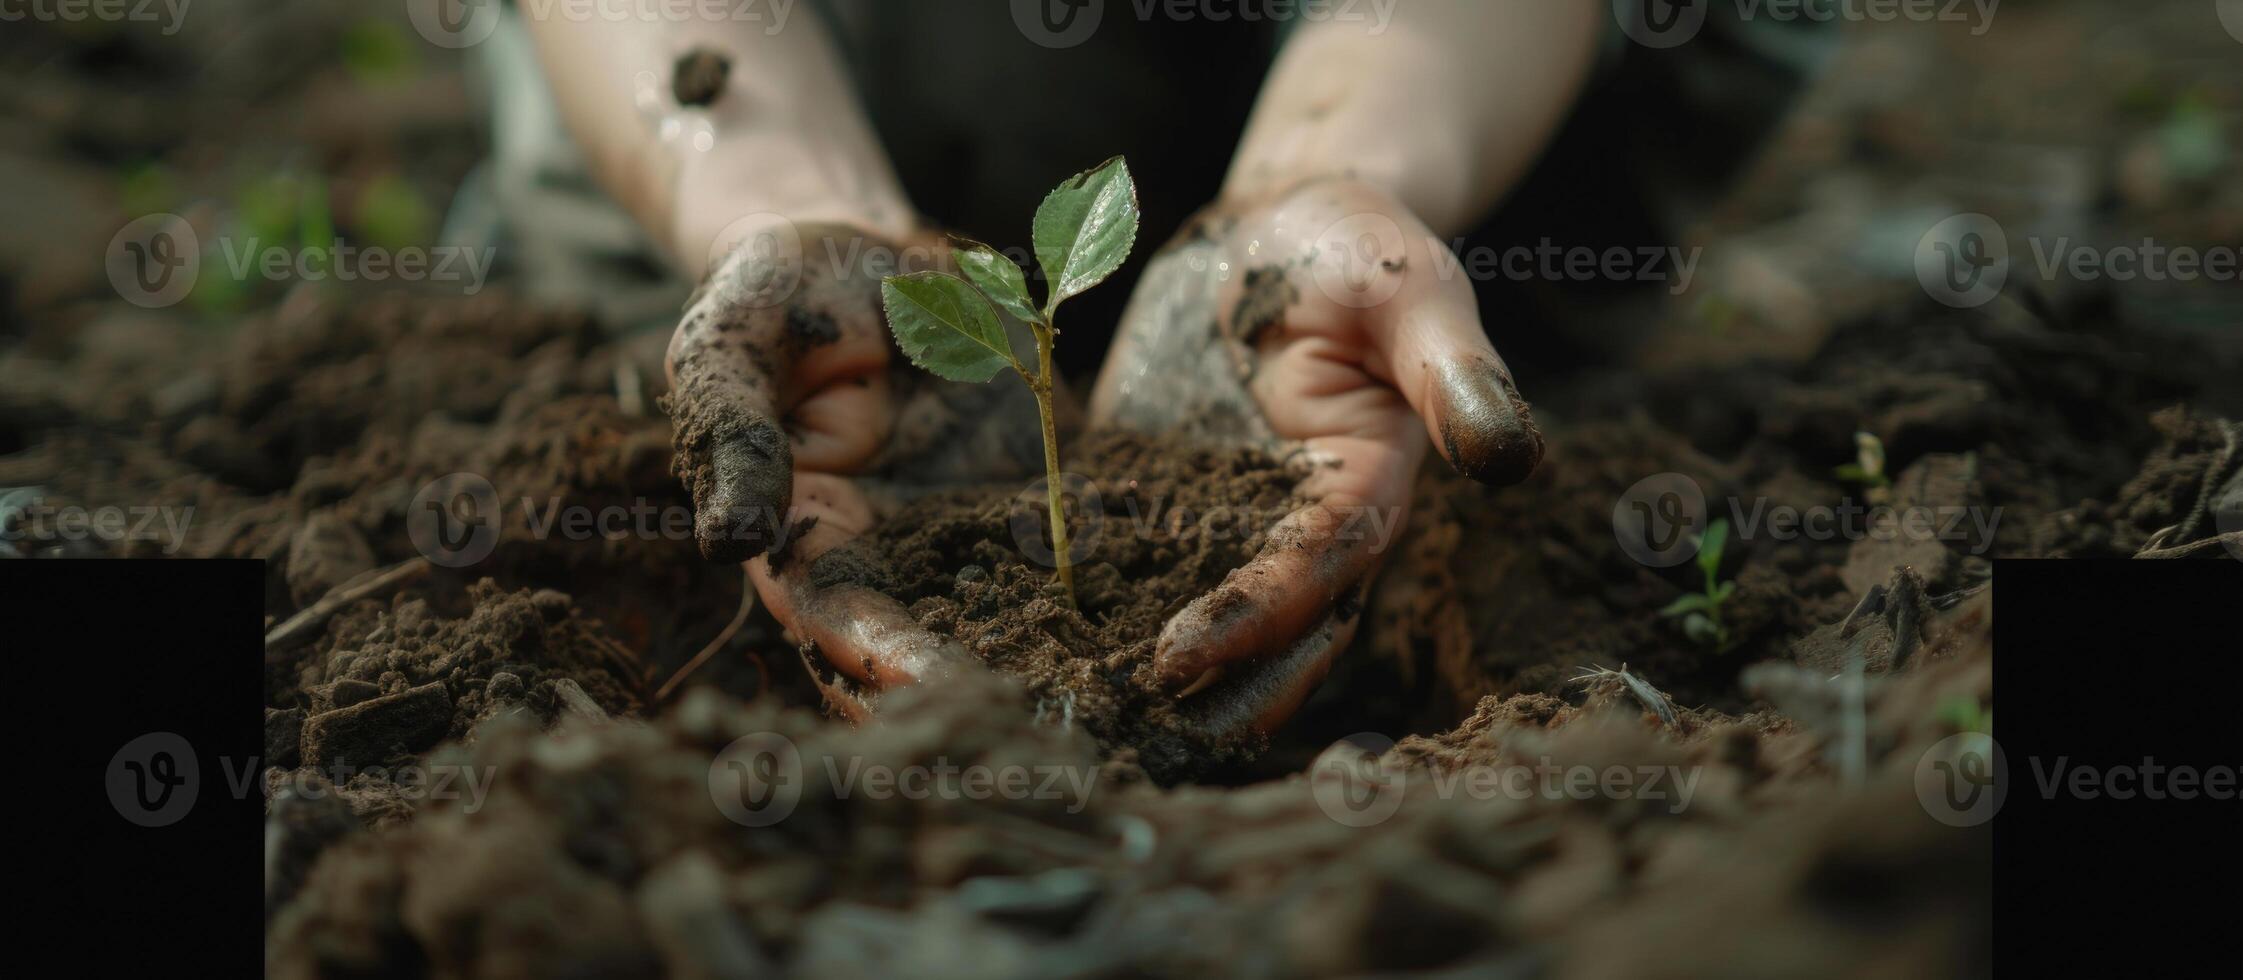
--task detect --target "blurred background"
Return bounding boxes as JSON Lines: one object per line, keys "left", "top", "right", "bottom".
{"left": 3, "top": 1, "right": 2237, "bottom": 363}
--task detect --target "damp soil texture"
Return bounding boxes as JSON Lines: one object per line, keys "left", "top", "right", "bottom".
{"left": 4, "top": 1, "right": 2241, "bottom": 976}
{"left": 844, "top": 430, "right": 1307, "bottom": 782}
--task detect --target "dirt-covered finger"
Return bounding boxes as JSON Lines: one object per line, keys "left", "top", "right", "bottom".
{"left": 1179, "top": 609, "right": 1358, "bottom": 737}
{"left": 663, "top": 224, "right": 905, "bottom": 561}
{"left": 1153, "top": 430, "right": 1411, "bottom": 690}
{"left": 1328, "top": 209, "right": 1543, "bottom": 487}
{"left": 1152, "top": 498, "right": 1381, "bottom": 691}
{"left": 749, "top": 475, "right": 981, "bottom": 690}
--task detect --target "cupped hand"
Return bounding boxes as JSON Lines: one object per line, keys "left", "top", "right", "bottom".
{"left": 1090, "top": 179, "right": 1544, "bottom": 734}
{"left": 665, "top": 222, "right": 1047, "bottom": 713}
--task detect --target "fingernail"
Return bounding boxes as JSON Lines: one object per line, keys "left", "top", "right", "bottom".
{"left": 1153, "top": 595, "right": 1224, "bottom": 688}
{"left": 1176, "top": 666, "right": 1225, "bottom": 699}
{"left": 1436, "top": 358, "right": 1544, "bottom": 487}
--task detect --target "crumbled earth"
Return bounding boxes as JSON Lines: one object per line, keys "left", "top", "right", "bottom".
{"left": 847, "top": 429, "right": 1305, "bottom": 782}
{"left": 17, "top": 256, "right": 2186, "bottom": 978}
{"left": 4, "top": 1, "right": 2238, "bottom": 976}
{"left": 259, "top": 632, "right": 1994, "bottom": 978}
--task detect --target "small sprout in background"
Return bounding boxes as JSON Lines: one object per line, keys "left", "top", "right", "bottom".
{"left": 1932, "top": 694, "right": 1996, "bottom": 787}
{"left": 297, "top": 173, "right": 335, "bottom": 255}
{"left": 2158, "top": 93, "right": 2226, "bottom": 183}
{"left": 341, "top": 19, "right": 421, "bottom": 87}
{"left": 1660, "top": 517, "right": 1736, "bottom": 652}
{"left": 118, "top": 162, "right": 176, "bottom": 218}
{"left": 1936, "top": 695, "right": 1993, "bottom": 736}
{"left": 880, "top": 156, "right": 1140, "bottom": 605}
{"left": 1834, "top": 430, "right": 1892, "bottom": 502}
{"left": 353, "top": 173, "right": 437, "bottom": 252}
{"left": 1692, "top": 292, "right": 1742, "bottom": 337}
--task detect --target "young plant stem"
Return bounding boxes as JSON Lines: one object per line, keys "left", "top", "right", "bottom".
{"left": 1027, "top": 323, "right": 1074, "bottom": 604}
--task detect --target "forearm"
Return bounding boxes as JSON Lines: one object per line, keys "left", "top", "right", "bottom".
{"left": 522, "top": 11, "right": 915, "bottom": 278}
{"left": 1222, "top": 1, "right": 1603, "bottom": 236}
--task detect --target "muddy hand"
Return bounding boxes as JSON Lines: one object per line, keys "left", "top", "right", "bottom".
{"left": 665, "top": 224, "right": 1044, "bottom": 703}
{"left": 1091, "top": 179, "right": 1543, "bottom": 734}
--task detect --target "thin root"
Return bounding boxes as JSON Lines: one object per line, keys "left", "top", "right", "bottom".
{"left": 1572, "top": 663, "right": 1681, "bottom": 730}
{"left": 264, "top": 556, "right": 432, "bottom": 657}
{"left": 655, "top": 565, "right": 756, "bottom": 702}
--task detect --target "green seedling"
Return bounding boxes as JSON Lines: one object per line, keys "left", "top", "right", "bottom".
{"left": 1936, "top": 695, "right": 1993, "bottom": 736}
{"left": 1834, "top": 430, "right": 1891, "bottom": 492}
{"left": 1660, "top": 517, "right": 1735, "bottom": 651}
{"left": 879, "top": 156, "right": 1140, "bottom": 605}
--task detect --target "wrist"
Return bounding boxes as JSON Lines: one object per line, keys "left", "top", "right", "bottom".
{"left": 672, "top": 139, "right": 919, "bottom": 280}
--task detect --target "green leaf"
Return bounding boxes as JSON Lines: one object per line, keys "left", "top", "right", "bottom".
{"left": 1031, "top": 156, "right": 1139, "bottom": 312}
{"left": 1682, "top": 612, "right": 1720, "bottom": 644}
{"left": 1696, "top": 518, "right": 1729, "bottom": 582}
{"left": 952, "top": 238, "right": 1041, "bottom": 325}
{"left": 880, "top": 272, "right": 1017, "bottom": 383}
{"left": 1712, "top": 579, "right": 1736, "bottom": 603}
{"left": 1660, "top": 593, "right": 1716, "bottom": 618}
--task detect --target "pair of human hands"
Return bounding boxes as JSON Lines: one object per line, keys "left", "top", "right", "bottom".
{"left": 664, "top": 179, "right": 1542, "bottom": 736}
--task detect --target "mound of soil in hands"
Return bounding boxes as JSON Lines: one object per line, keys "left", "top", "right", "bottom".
{"left": 847, "top": 430, "right": 1305, "bottom": 782}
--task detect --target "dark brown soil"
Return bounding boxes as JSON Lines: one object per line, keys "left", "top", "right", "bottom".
{"left": 7, "top": 2, "right": 2239, "bottom": 975}
{"left": 2034, "top": 407, "right": 2241, "bottom": 558}
{"left": 849, "top": 430, "right": 1304, "bottom": 782}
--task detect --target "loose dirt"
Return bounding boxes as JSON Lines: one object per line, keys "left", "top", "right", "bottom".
{"left": 848, "top": 430, "right": 1305, "bottom": 782}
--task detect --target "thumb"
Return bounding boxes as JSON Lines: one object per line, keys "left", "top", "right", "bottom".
{"left": 1371, "top": 284, "right": 1544, "bottom": 487}
{"left": 1292, "top": 188, "right": 1544, "bottom": 487}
